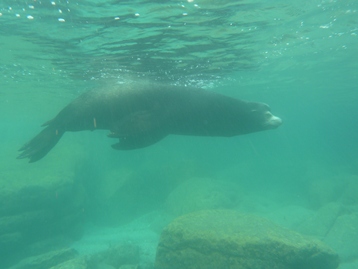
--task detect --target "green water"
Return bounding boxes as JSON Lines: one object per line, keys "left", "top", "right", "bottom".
{"left": 1, "top": 0, "right": 357, "bottom": 268}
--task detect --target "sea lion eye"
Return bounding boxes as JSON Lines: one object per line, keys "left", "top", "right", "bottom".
{"left": 265, "top": 111, "right": 272, "bottom": 119}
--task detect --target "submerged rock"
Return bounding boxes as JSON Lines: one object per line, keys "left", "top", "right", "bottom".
{"left": 0, "top": 164, "right": 86, "bottom": 268}
{"left": 87, "top": 244, "right": 140, "bottom": 268}
{"left": 8, "top": 248, "right": 78, "bottom": 269}
{"left": 324, "top": 213, "right": 358, "bottom": 262}
{"left": 155, "top": 210, "right": 339, "bottom": 269}
{"left": 297, "top": 202, "right": 342, "bottom": 239}
{"left": 49, "top": 257, "right": 87, "bottom": 269}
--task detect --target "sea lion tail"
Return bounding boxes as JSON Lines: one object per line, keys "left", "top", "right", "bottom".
{"left": 17, "top": 126, "right": 64, "bottom": 163}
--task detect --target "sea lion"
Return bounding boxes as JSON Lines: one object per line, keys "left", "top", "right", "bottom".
{"left": 18, "top": 82, "right": 282, "bottom": 162}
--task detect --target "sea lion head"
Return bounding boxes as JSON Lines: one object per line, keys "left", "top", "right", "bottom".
{"left": 246, "top": 102, "right": 282, "bottom": 132}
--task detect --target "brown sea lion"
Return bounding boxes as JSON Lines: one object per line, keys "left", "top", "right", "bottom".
{"left": 18, "top": 82, "right": 282, "bottom": 162}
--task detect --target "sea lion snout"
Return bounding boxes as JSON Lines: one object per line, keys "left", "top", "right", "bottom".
{"left": 265, "top": 111, "right": 282, "bottom": 129}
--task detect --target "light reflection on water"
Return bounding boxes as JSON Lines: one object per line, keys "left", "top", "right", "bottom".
{"left": 1, "top": 0, "right": 355, "bottom": 86}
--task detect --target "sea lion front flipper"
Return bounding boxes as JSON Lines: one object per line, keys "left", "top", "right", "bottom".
{"left": 108, "top": 110, "right": 168, "bottom": 150}
{"left": 111, "top": 132, "right": 167, "bottom": 150}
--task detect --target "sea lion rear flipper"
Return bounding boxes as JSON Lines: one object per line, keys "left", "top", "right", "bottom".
{"left": 111, "top": 132, "right": 167, "bottom": 150}
{"left": 17, "top": 126, "right": 64, "bottom": 162}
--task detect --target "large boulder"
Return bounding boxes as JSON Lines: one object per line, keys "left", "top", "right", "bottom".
{"left": 155, "top": 210, "right": 339, "bottom": 269}
{"left": 0, "top": 162, "right": 86, "bottom": 268}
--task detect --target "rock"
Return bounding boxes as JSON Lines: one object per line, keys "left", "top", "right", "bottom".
{"left": 48, "top": 244, "right": 143, "bottom": 269}
{"left": 49, "top": 257, "right": 87, "bottom": 269}
{"left": 0, "top": 165, "right": 86, "bottom": 268}
{"left": 101, "top": 244, "right": 140, "bottom": 267}
{"left": 339, "top": 175, "right": 358, "bottom": 205}
{"left": 8, "top": 248, "right": 78, "bottom": 269}
{"left": 0, "top": 210, "right": 54, "bottom": 236}
{"left": 155, "top": 210, "right": 339, "bottom": 269}
{"left": 88, "top": 244, "right": 140, "bottom": 268}
{"left": 0, "top": 232, "right": 22, "bottom": 250}
{"left": 307, "top": 177, "right": 345, "bottom": 209}
{"left": 92, "top": 262, "right": 116, "bottom": 269}
{"left": 0, "top": 168, "right": 76, "bottom": 216}
{"left": 119, "top": 265, "right": 139, "bottom": 269}
{"left": 305, "top": 173, "right": 358, "bottom": 209}
{"left": 235, "top": 193, "right": 278, "bottom": 214}
{"left": 324, "top": 213, "right": 358, "bottom": 262}
{"left": 263, "top": 205, "right": 315, "bottom": 230}
{"left": 28, "top": 236, "right": 74, "bottom": 256}
{"left": 164, "top": 178, "right": 241, "bottom": 217}
{"left": 339, "top": 260, "right": 358, "bottom": 269}
{"left": 297, "top": 202, "right": 342, "bottom": 239}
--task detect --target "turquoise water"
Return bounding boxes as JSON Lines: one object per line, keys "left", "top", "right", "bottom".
{"left": 1, "top": 0, "right": 357, "bottom": 268}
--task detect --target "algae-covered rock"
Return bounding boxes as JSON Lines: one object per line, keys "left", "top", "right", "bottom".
{"left": 155, "top": 210, "right": 339, "bottom": 269}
